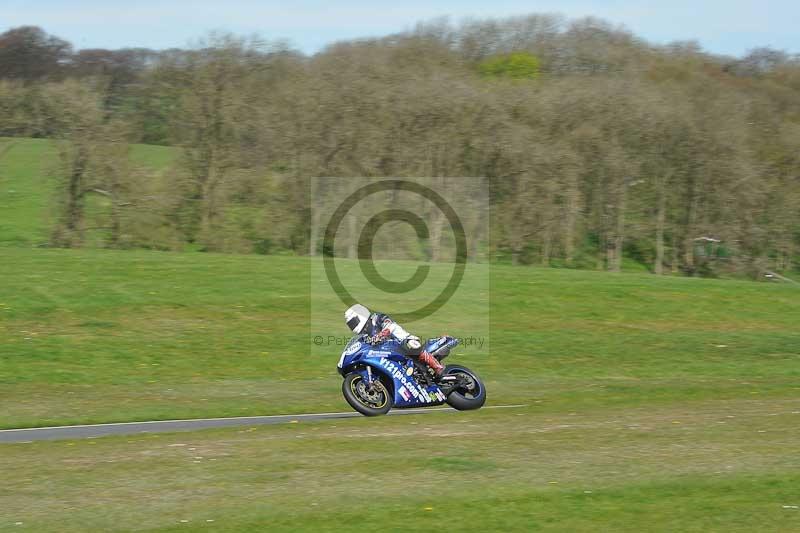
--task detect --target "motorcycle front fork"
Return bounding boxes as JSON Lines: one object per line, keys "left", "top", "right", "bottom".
{"left": 365, "top": 366, "right": 375, "bottom": 390}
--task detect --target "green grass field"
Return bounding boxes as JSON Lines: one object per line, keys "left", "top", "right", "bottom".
{"left": 1, "top": 247, "right": 799, "bottom": 530}
{"left": 3, "top": 399, "right": 799, "bottom": 532}
{"left": 2, "top": 138, "right": 800, "bottom": 531}
{"left": 2, "top": 248, "right": 798, "bottom": 428}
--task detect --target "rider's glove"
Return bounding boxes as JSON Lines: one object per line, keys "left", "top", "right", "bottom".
{"left": 367, "top": 334, "right": 385, "bottom": 345}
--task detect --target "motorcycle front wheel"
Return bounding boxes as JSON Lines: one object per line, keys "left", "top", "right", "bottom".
{"left": 443, "top": 364, "right": 486, "bottom": 411}
{"left": 342, "top": 373, "right": 393, "bottom": 416}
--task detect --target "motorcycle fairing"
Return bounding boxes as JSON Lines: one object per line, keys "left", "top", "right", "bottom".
{"left": 339, "top": 336, "right": 447, "bottom": 408}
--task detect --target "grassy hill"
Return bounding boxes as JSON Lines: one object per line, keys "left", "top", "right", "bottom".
{"left": 2, "top": 137, "right": 799, "bottom": 531}
{"left": 0, "top": 247, "right": 799, "bottom": 531}
{"left": 1, "top": 247, "right": 798, "bottom": 428}
{"left": 0, "top": 137, "right": 174, "bottom": 247}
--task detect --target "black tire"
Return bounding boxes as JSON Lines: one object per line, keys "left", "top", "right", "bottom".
{"left": 444, "top": 364, "right": 486, "bottom": 411}
{"left": 342, "top": 373, "right": 393, "bottom": 417}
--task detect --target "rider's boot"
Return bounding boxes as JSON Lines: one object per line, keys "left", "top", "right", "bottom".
{"left": 419, "top": 351, "right": 444, "bottom": 378}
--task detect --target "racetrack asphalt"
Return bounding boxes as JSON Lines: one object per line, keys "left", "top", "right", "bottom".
{"left": 0, "top": 404, "right": 526, "bottom": 443}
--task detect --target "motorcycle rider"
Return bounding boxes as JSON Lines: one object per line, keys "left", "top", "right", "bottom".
{"left": 344, "top": 304, "right": 444, "bottom": 377}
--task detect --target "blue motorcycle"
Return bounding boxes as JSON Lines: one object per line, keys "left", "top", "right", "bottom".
{"left": 337, "top": 334, "right": 486, "bottom": 416}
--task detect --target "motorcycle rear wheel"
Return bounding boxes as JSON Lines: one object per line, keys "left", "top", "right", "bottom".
{"left": 342, "top": 373, "right": 393, "bottom": 416}
{"left": 443, "top": 364, "right": 486, "bottom": 411}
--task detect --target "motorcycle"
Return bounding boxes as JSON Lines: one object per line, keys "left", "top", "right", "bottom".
{"left": 337, "top": 334, "right": 486, "bottom": 416}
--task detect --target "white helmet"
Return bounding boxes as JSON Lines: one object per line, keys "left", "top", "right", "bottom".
{"left": 344, "top": 304, "right": 370, "bottom": 334}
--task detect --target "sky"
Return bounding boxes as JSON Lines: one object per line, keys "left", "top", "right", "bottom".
{"left": 2, "top": 0, "right": 798, "bottom": 58}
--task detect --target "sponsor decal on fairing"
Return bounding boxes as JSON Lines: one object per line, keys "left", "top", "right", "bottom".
{"left": 338, "top": 340, "right": 362, "bottom": 368}
{"left": 379, "top": 358, "right": 438, "bottom": 403}
{"left": 343, "top": 341, "right": 361, "bottom": 356}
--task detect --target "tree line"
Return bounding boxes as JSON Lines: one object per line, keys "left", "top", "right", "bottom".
{"left": 0, "top": 16, "right": 798, "bottom": 278}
